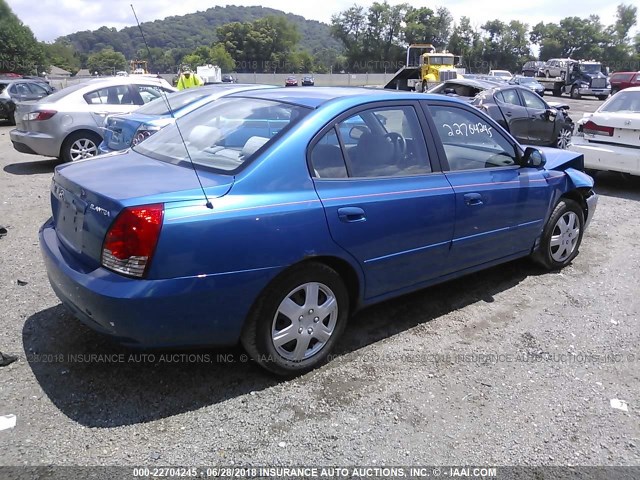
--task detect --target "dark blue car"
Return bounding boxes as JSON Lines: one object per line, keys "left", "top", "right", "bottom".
{"left": 40, "top": 88, "right": 597, "bottom": 375}
{"left": 98, "top": 84, "right": 275, "bottom": 154}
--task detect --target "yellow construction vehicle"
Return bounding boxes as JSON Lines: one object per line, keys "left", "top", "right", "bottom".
{"left": 385, "top": 44, "right": 462, "bottom": 91}
{"left": 129, "top": 60, "right": 148, "bottom": 75}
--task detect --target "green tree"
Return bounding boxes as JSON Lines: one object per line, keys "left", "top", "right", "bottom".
{"left": 602, "top": 4, "right": 637, "bottom": 71}
{"left": 448, "top": 17, "right": 483, "bottom": 72}
{"left": 43, "top": 40, "right": 80, "bottom": 74}
{"left": 331, "top": 2, "right": 410, "bottom": 72}
{"left": 86, "top": 48, "right": 127, "bottom": 75}
{"left": 217, "top": 16, "right": 299, "bottom": 72}
{"left": 208, "top": 44, "right": 235, "bottom": 71}
{"left": 405, "top": 6, "right": 454, "bottom": 48}
{"left": 331, "top": 5, "right": 367, "bottom": 71}
{"left": 479, "top": 20, "right": 531, "bottom": 72}
{"left": 0, "top": 0, "right": 48, "bottom": 75}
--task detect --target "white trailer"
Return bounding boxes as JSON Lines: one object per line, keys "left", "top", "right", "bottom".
{"left": 196, "top": 65, "right": 222, "bottom": 84}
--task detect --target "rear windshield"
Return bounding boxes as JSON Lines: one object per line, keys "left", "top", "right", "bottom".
{"left": 134, "top": 97, "right": 310, "bottom": 173}
{"left": 40, "top": 82, "right": 88, "bottom": 102}
{"left": 601, "top": 90, "right": 640, "bottom": 113}
{"left": 136, "top": 89, "right": 212, "bottom": 115}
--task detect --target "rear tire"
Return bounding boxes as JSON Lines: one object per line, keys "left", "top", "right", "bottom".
{"left": 532, "top": 198, "right": 585, "bottom": 270}
{"left": 555, "top": 126, "right": 572, "bottom": 149}
{"left": 241, "top": 262, "right": 349, "bottom": 376}
{"left": 8, "top": 111, "right": 16, "bottom": 126}
{"left": 61, "top": 131, "right": 102, "bottom": 162}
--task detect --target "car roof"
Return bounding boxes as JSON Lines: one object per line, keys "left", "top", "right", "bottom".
{"left": 0, "top": 77, "right": 48, "bottom": 84}
{"left": 487, "top": 84, "right": 536, "bottom": 94}
{"left": 444, "top": 78, "right": 499, "bottom": 89}
{"left": 228, "top": 86, "right": 471, "bottom": 109}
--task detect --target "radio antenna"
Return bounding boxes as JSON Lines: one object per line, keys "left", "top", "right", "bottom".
{"left": 130, "top": 4, "right": 213, "bottom": 209}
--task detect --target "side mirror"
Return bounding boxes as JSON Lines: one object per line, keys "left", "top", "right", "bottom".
{"left": 545, "top": 108, "right": 557, "bottom": 121}
{"left": 522, "top": 147, "right": 546, "bottom": 168}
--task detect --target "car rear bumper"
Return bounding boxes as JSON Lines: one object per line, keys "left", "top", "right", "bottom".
{"left": 40, "top": 218, "right": 279, "bottom": 348}
{"left": 97, "top": 142, "right": 115, "bottom": 155}
{"left": 10, "top": 129, "right": 60, "bottom": 157}
{"left": 570, "top": 137, "right": 640, "bottom": 176}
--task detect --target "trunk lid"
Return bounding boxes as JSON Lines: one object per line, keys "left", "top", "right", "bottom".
{"left": 103, "top": 113, "right": 173, "bottom": 151}
{"left": 51, "top": 150, "right": 233, "bottom": 268}
{"left": 585, "top": 112, "right": 640, "bottom": 147}
{"left": 13, "top": 100, "right": 47, "bottom": 131}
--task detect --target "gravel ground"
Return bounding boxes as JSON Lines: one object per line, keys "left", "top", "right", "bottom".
{"left": 1, "top": 96, "right": 639, "bottom": 471}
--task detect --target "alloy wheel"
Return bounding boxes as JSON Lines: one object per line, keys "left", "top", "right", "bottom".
{"left": 556, "top": 128, "right": 572, "bottom": 149}
{"left": 69, "top": 138, "right": 98, "bottom": 161}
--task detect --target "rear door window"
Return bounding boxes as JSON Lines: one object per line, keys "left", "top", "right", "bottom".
{"left": 26, "top": 83, "right": 48, "bottom": 95}
{"left": 136, "top": 85, "right": 165, "bottom": 104}
{"left": 83, "top": 85, "right": 132, "bottom": 105}
{"left": 520, "top": 89, "right": 546, "bottom": 109}
{"left": 496, "top": 89, "right": 522, "bottom": 106}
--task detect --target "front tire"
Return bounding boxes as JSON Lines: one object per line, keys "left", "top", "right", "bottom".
{"left": 570, "top": 86, "right": 581, "bottom": 100}
{"left": 596, "top": 95, "right": 608, "bottom": 101}
{"left": 241, "top": 262, "right": 349, "bottom": 376}
{"left": 533, "top": 198, "right": 585, "bottom": 270}
{"left": 61, "top": 131, "right": 102, "bottom": 162}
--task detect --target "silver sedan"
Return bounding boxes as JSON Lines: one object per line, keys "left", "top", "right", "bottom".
{"left": 10, "top": 77, "right": 175, "bottom": 162}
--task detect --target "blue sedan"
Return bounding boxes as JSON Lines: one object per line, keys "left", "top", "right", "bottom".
{"left": 40, "top": 87, "right": 597, "bottom": 375}
{"left": 98, "top": 84, "right": 275, "bottom": 154}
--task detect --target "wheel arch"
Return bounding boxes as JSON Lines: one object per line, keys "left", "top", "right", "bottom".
{"left": 59, "top": 128, "right": 103, "bottom": 158}
{"left": 559, "top": 187, "right": 591, "bottom": 222}
{"left": 256, "top": 255, "right": 363, "bottom": 316}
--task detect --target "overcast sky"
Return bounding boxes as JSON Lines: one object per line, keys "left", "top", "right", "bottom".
{"left": 6, "top": 0, "right": 631, "bottom": 43}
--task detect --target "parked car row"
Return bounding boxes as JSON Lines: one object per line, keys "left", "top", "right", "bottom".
{"left": 284, "top": 76, "right": 315, "bottom": 87}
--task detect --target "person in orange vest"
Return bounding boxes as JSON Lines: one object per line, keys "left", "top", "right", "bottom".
{"left": 176, "top": 66, "right": 203, "bottom": 90}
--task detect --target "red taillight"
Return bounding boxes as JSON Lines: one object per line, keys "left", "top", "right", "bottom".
{"left": 25, "top": 110, "right": 57, "bottom": 121}
{"left": 101, "top": 204, "right": 164, "bottom": 278}
{"left": 583, "top": 120, "right": 614, "bottom": 137}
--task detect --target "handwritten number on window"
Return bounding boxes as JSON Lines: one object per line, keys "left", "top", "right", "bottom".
{"left": 442, "top": 122, "right": 492, "bottom": 138}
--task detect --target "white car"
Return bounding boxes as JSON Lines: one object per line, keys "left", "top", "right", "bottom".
{"left": 488, "top": 70, "right": 512, "bottom": 80}
{"left": 570, "top": 87, "right": 640, "bottom": 176}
